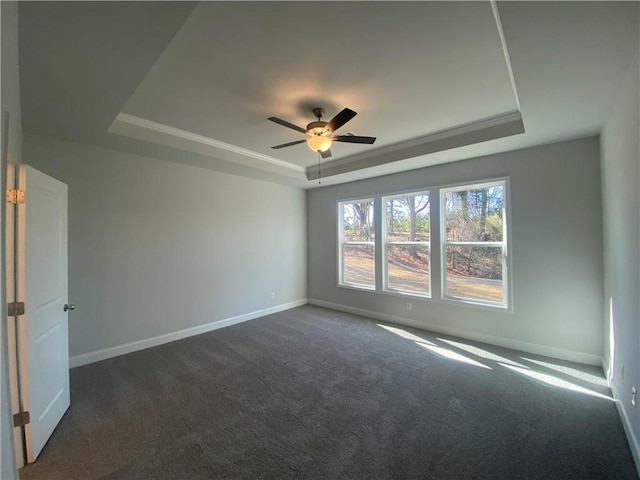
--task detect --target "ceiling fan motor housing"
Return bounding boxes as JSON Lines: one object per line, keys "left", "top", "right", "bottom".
{"left": 312, "top": 107, "right": 325, "bottom": 118}
{"left": 306, "top": 120, "right": 328, "bottom": 136}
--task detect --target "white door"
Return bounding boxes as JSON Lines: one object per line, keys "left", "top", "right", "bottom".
{"left": 16, "top": 164, "right": 70, "bottom": 463}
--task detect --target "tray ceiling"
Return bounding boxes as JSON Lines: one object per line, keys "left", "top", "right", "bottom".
{"left": 18, "top": 1, "right": 640, "bottom": 188}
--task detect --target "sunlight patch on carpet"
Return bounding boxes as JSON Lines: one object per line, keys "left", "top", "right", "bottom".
{"left": 499, "top": 363, "right": 613, "bottom": 401}
{"left": 519, "top": 358, "right": 607, "bottom": 388}
{"left": 417, "top": 342, "right": 492, "bottom": 370}
{"left": 377, "top": 324, "right": 435, "bottom": 345}
{"left": 438, "top": 338, "right": 527, "bottom": 367}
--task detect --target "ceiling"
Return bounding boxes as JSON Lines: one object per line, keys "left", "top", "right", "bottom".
{"left": 18, "top": 1, "right": 639, "bottom": 188}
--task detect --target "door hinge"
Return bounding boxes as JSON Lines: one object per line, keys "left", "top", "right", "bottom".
{"left": 6, "top": 189, "right": 25, "bottom": 204}
{"left": 7, "top": 301, "right": 25, "bottom": 317}
{"left": 13, "top": 411, "right": 30, "bottom": 428}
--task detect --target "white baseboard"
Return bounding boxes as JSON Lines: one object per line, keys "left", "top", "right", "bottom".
{"left": 610, "top": 383, "right": 640, "bottom": 476}
{"left": 308, "top": 298, "right": 603, "bottom": 366}
{"left": 69, "top": 299, "right": 308, "bottom": 368}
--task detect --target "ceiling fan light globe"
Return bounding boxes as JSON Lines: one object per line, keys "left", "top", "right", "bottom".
{"left": 307, "top": 135, "right": 332, "bottom": 153}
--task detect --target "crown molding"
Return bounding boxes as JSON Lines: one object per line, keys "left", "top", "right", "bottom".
{"left": 109, "top": 113, "right": 306, "bottom": 173}
{"left": 307, "top": 111, "right": 525, "bottom": 180}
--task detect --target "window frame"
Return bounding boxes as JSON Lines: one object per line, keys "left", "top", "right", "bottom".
{"left": 382, "top": 190, "right": 431, "bottom": 298}
{"left": 337, "top": 198, "right": 376, "bottom": 290}
{"left": 439, "top": 178, "right": 510, "bottom": 309}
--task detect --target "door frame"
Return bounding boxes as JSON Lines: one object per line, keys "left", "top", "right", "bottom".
{"left": 6, "top": 163, "right": 25, "bottom": 469}
{"left": 3, "top": 110, "right": 26, "bottom": 469}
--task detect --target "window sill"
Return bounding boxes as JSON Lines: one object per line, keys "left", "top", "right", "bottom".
{"left": 382, "top": 289, "right": 431, "bottom": 300}
{"left": 338, "top": 283, "right": 376, "bottom": 293}
{"left": 439, "top": 295, "right": 512, "bottom": 313}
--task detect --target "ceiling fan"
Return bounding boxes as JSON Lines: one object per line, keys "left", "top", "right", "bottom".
{"left": 268, "top": 107, "right": 376, "bottom": 159}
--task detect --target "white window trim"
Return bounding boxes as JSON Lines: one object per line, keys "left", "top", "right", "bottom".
{"left": 335, "top": 177, "right": 512, "bottom": 312}
{"left": 338, "top": 198, "right": 376, "bottom": 290}
{"left": 439, "top": 178, "right": 510, "bottom": 310}
{"left": 382, "top": 191, "right": 431, "bottom": 298}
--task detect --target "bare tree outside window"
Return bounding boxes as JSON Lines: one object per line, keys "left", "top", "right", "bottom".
{"left": 337, "top": 179, "right": 508, "bottom": 309}
{"left": 340, "top": 200, "right": 375, "bottom": 288}
{"left": 442, "top": 182, "right": 507, "bottom": 305}
{"left": 384, "top": 193, "right": 430, "bottom": 296}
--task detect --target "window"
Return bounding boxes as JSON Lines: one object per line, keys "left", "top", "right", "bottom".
{"left": 383, "top": 192, "right": 431, "bottom": 296}
{"left": 336, "top": 178, "right": 509, "bottom": 310}
{"left": 441, "top": 180, "right": 508, "bottom": 307}
{"left": 339, "top": 199, "right": 375, "bottom": 289}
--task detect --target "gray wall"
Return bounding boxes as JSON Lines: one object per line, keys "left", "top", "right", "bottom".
{"left": 308, "top": 137, "right": 604, "bottom": 364}
{"left": 601, "top": 49, "right": 640, "bottom": 466}
{"left": 23, "top": 134, "right": 307, "bottom": 361}
{"left": 1, "top": 1, "right": 21, "bottom": 478}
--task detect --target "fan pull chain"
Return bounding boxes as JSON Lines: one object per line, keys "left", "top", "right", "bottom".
{"left": 318, "top": 152, "right": 322, "bottom": 185}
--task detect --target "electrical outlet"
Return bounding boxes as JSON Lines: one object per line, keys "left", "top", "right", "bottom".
{"left": 632, "top": 387, "right": 636, "bottom": 407}
{"left": 270, "top": 292, "right": 276, "bottom": 300}
{"left": 406, "top": 302, "right": 412, "bottom": 311}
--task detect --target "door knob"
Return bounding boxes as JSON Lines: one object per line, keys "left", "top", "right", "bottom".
{"left": 64, "top": 304, "right": 75, "bottom": 312}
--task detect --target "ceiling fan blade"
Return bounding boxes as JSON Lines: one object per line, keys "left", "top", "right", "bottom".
{"left": 271, "top": 139, "right": 307, "bottom": 149}
{"left": 332, "top": 135, "right": 376, "bottom": 144}
{"left": 324, "top": 108, "right": 357, "bottom": 133}
{"left": 320, "top": 149, "right": 332, "bottom": 159}
{"left": 268, "top": 116, "right": 307, "bottom": 134}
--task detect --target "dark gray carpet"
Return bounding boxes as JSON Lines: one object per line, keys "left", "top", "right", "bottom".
{"left": 19, "top": 305, "right": 638, "bottom": 480}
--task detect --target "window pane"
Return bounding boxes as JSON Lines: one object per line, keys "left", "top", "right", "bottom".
{"left": 386, "top": 194, "right": 430, "bottom": 242}
{"left": 342, "top": 201, "right": 374, "bottom": 242}
{"left": 445, "top": 246, "right": 503, "bottom": 303}
{"left": 443, "top": 185, "right": 503, "bottom": 242}
{"left": 386, "top": 245, "right": 430, "bottom": 295}
{"left": 343, "top": 245, "right": 375, "bottom": 288}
